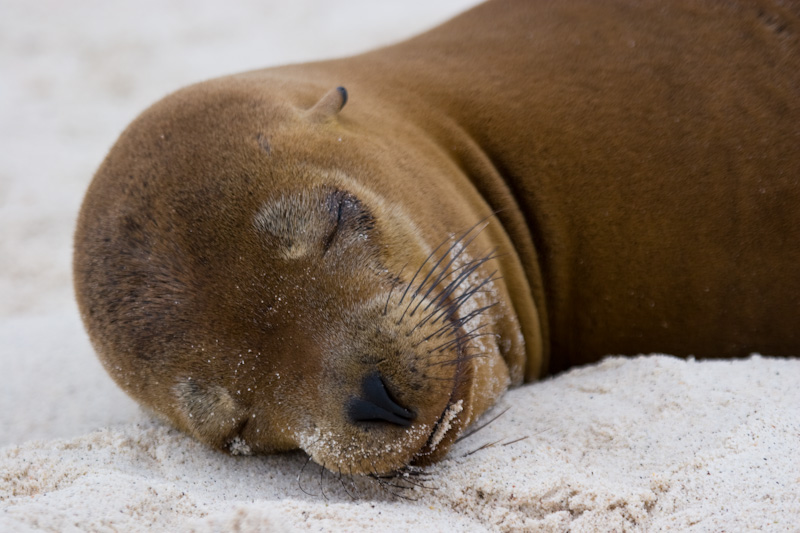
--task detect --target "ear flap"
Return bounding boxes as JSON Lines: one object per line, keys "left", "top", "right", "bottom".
{"left": 307, "top": 86, "right": 348, "bottom": 122}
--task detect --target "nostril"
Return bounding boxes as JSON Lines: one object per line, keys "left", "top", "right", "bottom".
{"left": 348, "top": 398, "right": 414, "bottom": 426}
{"left": 348, "top": 372, "right": 416, "bottom": 427}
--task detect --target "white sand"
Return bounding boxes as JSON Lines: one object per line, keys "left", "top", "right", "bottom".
{"left": 2, "top": 1, "right": 798, "bottom": 531}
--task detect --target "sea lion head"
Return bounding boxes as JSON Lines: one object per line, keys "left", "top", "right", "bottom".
{"left": 74, "top": 80, "right": 514, "bottom": 476}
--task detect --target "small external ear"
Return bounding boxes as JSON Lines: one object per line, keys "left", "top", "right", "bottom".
{"left": 307, "top": 86, "right": 348, "bottom": 122}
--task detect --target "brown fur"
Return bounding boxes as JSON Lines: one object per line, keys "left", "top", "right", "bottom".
{"left": 74, "top": 0, "right": 800, "bottom": 475}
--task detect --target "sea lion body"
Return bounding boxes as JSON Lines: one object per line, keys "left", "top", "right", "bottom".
{"left": 74, "top": 0, "right": 800, "bottom": 475}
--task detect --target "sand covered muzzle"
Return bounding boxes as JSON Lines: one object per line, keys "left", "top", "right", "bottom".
{"left": 237, "top": 189, "right": 504, "bottom": 476}
{"left": 289, "top": 239, "right": 497, "bottom": 476}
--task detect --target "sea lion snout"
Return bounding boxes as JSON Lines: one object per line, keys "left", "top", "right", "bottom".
{"left": 296, "top": 286, "right": 474, "bottom": 475}
{"left": 241, "top": 185, "right": 485, "bottom": 475}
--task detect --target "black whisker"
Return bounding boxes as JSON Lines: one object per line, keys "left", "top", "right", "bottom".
{"left": 432, "top": 305, "right": 498, "bottom": 342}
{"left": 422, "top": 279, "right": 489, "bottom": 329}
{"left": 375, "top": 479, "right": 420, "bottom": 501}
{"left": 464, "top": 438, "right": 505, "bottom": 457}
{"left": 383, "top": 263, "right": 407, "bottom": 316}
{"left": 410, "top": 217, "right": 490, "bottom": 299}
{"left": 456, "top": 407, "right": 511, "bottom": 442}
{"left": 428, "top": 324, "right": 491, "bottom": 353}
{"left": 443, "top": 271, "right": 499, "bottom": 315}
{"left": 501, "top": 436, "right": 530, "bottom": 446}
{"left": 337, "top": 468, "right": 356, "bottom": 501}
{"left": 424, "top": 251, "right": 499, "bottom": 312}
{"left": 410, "top": 252, "right": 499, "bottom": 333}
{"left": 297, "top": 453, "right": 317, "bottom": 497}
{"left": 430, "top": 273, "right": 501, "bottom": 327}
{"left": 367, "top": 462, "right": 421, "bottom": 501}
{"left": 424, "top": 351, "right": 492, "bottom": 368}
{"left": 395, "top": 475, "right": 434, "bottom": 490}
{"left": 413, "top": 320, "right": 456, "bottom": 347}
{"left": 397, "top": 234, "right": 452, "bottom": 308}
{"left": 318, "top": 461, "right": 329, "bottom": 501}
{"left": 397, "top": 229, "right": 468, "bottom": 325}
{"left": 407, "top": 222, "right": 490, "bottom": 317}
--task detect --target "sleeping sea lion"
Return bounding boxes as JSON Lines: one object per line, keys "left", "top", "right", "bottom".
{"left": 74, "top": 0, "right": 800, "bottom": 476}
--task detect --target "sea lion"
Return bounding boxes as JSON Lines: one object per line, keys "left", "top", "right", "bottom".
{"left": 73, "top": 0, "right": 800, "bottom": 476}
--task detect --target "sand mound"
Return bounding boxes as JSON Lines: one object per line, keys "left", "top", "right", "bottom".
{"left": 3, "top": 356, "right": 799, "bottom": 532}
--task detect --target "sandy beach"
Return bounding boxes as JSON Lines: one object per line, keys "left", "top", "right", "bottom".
{"left": 2, "top": 1, "right": 799, "bottom": 531}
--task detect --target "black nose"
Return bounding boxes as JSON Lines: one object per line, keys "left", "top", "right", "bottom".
{"left": 348, "top": 372, "right": 416, "bottom": 427}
